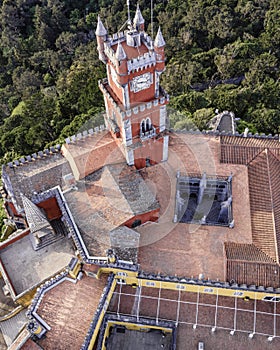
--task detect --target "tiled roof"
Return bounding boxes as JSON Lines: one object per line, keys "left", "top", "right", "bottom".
{"left": 220, "top": 135, "right": 280, "bottom": 164}
{"left": 110, "top": 226, "right": 140, "bottom": 263}
{"left": 105, "top": 163, "right": 159, "bottom": 214}
{"left": 248, "top": 149, "right": 280, "bottom": 262}
{"left": 62, "top": 130, "right": 125, "bottom": 180}
{"left": 20, "top": 338, "right": 42, "bottom": 349}
{"left": 225, "top": 242, "right": 275, "bottom": 263}
{"left": 37, "top": 274, "right": 108, "bottom": 350}
{"left": 0, "top": 309, "right": 27, "bottom": 347}
{"left": 21, "top": 195, "right": 50, "bottom": 233}
{"left": 226, "top": 260, "right": 280, "bottom": 288}
{"left": 2, "top": 152, "right": 71, "bottom": 212}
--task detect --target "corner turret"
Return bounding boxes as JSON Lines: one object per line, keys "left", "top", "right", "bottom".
{"left": 154, "top": 27, "right": 166, "bottom": 72}
{"left": 115, "top": 41, "right": 126, "bottom": 61}
{"left": 133, "top": 4, "right": 145, "bottom": 31}
{"left": 96, "top": 16, "right": 108, "bottom": 63}
{"left": 154, "top": 27, "right": 166, "bottom": 48}
{"left": 115, "top": 42, "right": 128, "bottom": 79}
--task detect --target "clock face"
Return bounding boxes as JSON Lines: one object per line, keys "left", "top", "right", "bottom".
{"left": 130, "top": 73, "right": 153, "bottom": 93}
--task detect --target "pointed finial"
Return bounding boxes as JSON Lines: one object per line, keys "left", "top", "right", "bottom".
{"left": 133, "top": 3, "right": 145, "bottom": 28}
{"left": 115, "top": 42, "right": 126, "bottom": 61}
{"left": 127, "top": 0, "right": 131, "bottom": 26}
{"left": 96, "top": 15, "right": 107, "bottom": 36}
{"left": 154, "top": 27, "right": 166, "bottom": 47}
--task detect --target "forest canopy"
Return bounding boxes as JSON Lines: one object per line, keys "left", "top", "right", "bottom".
{"left": 0, "top": 0, "right": 279, "bottom": 165}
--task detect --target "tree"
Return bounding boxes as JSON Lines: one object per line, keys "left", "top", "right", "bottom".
{"left": 191, "top": 108, "right": 215, "bottom": 130}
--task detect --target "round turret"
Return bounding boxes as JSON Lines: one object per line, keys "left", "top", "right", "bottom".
{"left": 154, "top": 27, "right": 165, "bottom": 72}
{"left": 133, "top": 4, "right": 145, "bottom": 31}
{"left": 115, "top": 42, "right": 128, "bottom": 79}
{"left": 96, "top": 16, "right": 108, "bottom": 63}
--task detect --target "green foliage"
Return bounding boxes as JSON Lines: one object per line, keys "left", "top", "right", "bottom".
{"left": 237, "top": 120, "right": 258, "bottom": 135}
{"left": 192, "top": 108, "right": 215, "bottom": 131}
{"left": 0, "top": 203, "right": 7, "bottom": 236}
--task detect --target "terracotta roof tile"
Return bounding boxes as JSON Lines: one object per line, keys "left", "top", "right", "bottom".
{"left": 220, "top": 135, "right": 280, "bottom": 164}
{"left": 62, "top": 130, "right": 125, "bottom": 180}
{"left": 20, "top": 338, "right": 42, "bottom": 350}
{"left": 248, "top": 149, "right": 280, "bottom": 262}
{"left": 225, "top": 242, "right": 275, "bottom": 263}
{"left": 37, "top": 274, "right": 107, "bottom": 350}
{"left": 226, "top": 260, "right": 280, "bottom": 288}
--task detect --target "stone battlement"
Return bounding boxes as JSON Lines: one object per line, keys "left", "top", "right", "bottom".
{"left": 5, "top": 145, "right": 61, "bottom": 169}
{"left": 64, "top": 124, "right": 106, "bottom": 145}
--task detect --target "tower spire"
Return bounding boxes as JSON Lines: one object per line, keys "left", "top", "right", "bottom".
{"left": 95, "top": 15, "right": 107, "bottom": 36}
{"left": 154, "top": 27, "right": 166, "bottom": 47}
{"left": 115, "top": 41, "right": 126, "bottom": 61}
{"left": 133, "top": 3, "right": 145, "bottom": 30}
{"left": 21, "top": 194, "right": 50, "bottom": 233}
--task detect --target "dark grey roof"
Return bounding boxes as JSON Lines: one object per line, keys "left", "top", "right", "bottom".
{"left": 21, "top": 194, "right": 50, "bottom": 233}
{"left": 110, "top": 226, "right": 140, "bottom": 263}
{"left": 105, "top": 163, "right": 159, "bottom": 214}
{"left": 2, "top": 152, "right": 72, "bottom": 213}
{"left": 208, "top": 111, "right": 236, "bottom": 134}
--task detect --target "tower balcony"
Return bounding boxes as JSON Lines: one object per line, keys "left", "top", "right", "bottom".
{"left": 140, "top": 126, "right": 156, "bottom": 140}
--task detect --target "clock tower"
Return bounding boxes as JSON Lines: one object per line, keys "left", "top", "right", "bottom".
{"left": 96, "top": 4, "right": 169, "bottom": 169}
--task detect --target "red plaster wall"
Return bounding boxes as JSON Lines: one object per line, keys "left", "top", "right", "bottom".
{"left": 5, "top": 201, "right": 20, "bottom": 217}
{"left": 123, "top": 208, "right": 160, "bottom": 228}
{"left": 37, "top": 197, "right": 62, "bottom": 220}
{"left": 107, "top": 63, "right": 156, "bottom": 106}
{"left": 130, "top": 108, "right": 161, "bottom": 138}
{"left": 134, "top": 137, "right": 164, "bottom": 169}
{"left": 127, "top": 67, "right": 156, "bottom": 105}
{"left": 107, "top": 62, "right": 124, "bottom": 104}
{"left": 75, "top": 140, "right": 121, "bottom": 179}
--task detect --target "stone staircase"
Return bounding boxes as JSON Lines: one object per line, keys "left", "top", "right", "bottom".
{"left": 29, "top": 219, "right": 67, "bottom": 251}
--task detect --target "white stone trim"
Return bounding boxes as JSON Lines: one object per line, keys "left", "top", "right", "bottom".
{"left": 162, "top": 135, "right": 169, "bottom": 162}
{"left": 159, "top": 105, "right": 167, "bottom": 132}
{"left": 123, "top": 118, "right": 132, "bottom": 146}
{"left": 126, "top": 149, "right": 134, "bottom": 166}
{"left": 122, "top": 84, "right": 130, "bottom": 109}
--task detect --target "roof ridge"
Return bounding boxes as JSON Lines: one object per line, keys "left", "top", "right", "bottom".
{"left": 246, "top": 147, "right": 267, "bottom": 166}
{"left": 266, "top": 150, "right": 280, "bottom": 263}
{"left": 225, "top": 242, "right": 278, "bottom": 264}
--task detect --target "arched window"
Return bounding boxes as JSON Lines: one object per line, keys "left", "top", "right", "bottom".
{"left": 141, "top": 120, "right": 146, "bottom": 133}
{"left": 146, "top": 117, "right": 152, "bottom": 131}
{"left": 140, "top": 117, "right": 154, "bottom": 138}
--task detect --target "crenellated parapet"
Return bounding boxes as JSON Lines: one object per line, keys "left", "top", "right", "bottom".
{"left": 64, "top": 124, "right": 106, "bottom": 145}
{"left": 99, "top": 78, "right": 169, "bottom": 116}
{"left": 5, "top": 145, "right": 61, "bottom": 170}
{"left": 81, "top": 273, "right": 115, "bottom": 350}
{"left": 137, "top": 270, "right": 280, "bottom": 295}
{"left": 26, "top": 268, "right": 73, "bottom": 339}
